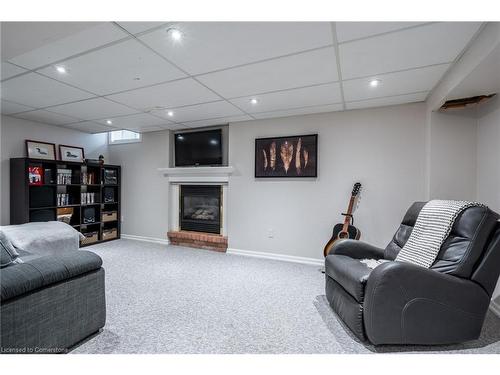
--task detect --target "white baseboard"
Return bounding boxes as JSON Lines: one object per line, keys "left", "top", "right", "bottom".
{"left": 227, "top": 248, "right": 324, "bottom": 266}
{"left": 490, "top": 299, "right": 500, "bottom": 318}
{"left": 121, "top": 234, "right": 170, "bottom": 245}
{"left": 119, "top": 236, "right": 321, "bottom": 266}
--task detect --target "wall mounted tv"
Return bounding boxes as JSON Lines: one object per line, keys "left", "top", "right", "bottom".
{"left": 175, "top": 129, "right": 223, "bottom": 167}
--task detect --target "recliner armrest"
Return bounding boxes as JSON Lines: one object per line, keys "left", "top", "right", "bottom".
{"left": 1, "top": 250, "right": 103, "bottom": 301}
{"left": 328, "top": 239, "right": 385, "bottom": 260}
{"left": 364, "top": 261, "right": 491, "bottom": 345}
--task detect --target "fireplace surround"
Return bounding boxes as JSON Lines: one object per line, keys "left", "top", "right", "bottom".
{"left": 160, "top": 166, "right": 233, "bottom": 252}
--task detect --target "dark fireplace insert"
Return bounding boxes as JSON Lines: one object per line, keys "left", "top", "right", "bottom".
{"left": 180, "top": 185, "right": 221, "bottom": 234}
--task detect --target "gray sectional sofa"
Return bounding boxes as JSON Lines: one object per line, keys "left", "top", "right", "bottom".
{"left": 1, "top": 235, "right": 106, "bottom": 353}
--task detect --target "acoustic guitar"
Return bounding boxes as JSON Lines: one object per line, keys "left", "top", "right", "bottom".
{"left": 323, "top": 182, "right": 362, "bottom": 257}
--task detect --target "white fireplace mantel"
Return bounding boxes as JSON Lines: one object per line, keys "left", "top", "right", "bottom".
{"left": 161, "top": 166, "right": 233, "bottom": 236}
{"left": 158, "top": 166, "right": 234, "bottom": 184}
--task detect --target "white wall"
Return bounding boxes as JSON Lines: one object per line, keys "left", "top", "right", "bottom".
{"left": 428, "top": 110, "right": 477, "bottom": 201}
{"left": 477, "top": 97, "right": 500, "bottom": 212}
{"left": 0, "top": 115, "right": 108, "bottom": 225}
{"left": 108, "top": 131, "right": 169, "bottom": 240}
{"left": 228, "top": 103, "right": 427, "bottom": 259}
{"left": 476, "top": 97, "right": 500, "bottom": 300}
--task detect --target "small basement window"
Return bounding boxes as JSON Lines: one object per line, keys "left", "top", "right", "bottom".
{"left": 109, "top": 130, "right": 142, "bottom": 145}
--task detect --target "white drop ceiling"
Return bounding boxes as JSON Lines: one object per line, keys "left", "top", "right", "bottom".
{"left": 0, "top": 21, "right": 483, "bottom": 134}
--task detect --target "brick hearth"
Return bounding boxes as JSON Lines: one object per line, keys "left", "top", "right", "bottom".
{"left": 167, "top": 231, "right": 228, "bottom": 252}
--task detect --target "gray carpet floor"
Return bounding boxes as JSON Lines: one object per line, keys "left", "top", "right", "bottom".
{"left": 72, "top": 239, "right": 500, "bottom": 354}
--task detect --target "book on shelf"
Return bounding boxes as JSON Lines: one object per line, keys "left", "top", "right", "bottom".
{"left": 81, "top": 172, "right": 96, "bottom": 185}
{"left": 57, "top": 193, "right": 70, "bottom": 206}
{"left": 28, "top": 166, "right": 43, "bottom": 185}
{"left": 104, "top": 169, "right": 117, "bottom": 184}
{"left": 57, "top": 169, "right": 72, "bottom": 184}
{"left": 81, "top": 192, "right": 96, "bottom": 205}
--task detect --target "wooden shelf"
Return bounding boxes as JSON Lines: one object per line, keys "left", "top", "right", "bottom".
{"left": 11, "top": 157, "right": 121, "bottom": 247}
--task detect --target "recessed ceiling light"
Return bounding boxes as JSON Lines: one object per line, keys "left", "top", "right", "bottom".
{"left": 370, "top": 79, "right": 381, "bottom": 88}
{"left": 250, "top": 98, "right": 259, "bottom": 105}
{"left": 167, "top": 111, "right": 174, "bottom": 117}
{"left": 106, "top": 120, "right": 113, "bottom": 125}
{"left": 55, "top": 66, "right": 67, "bottom": 74}
{"left": 167, "top": 28, "right": 183, "bottom": 41}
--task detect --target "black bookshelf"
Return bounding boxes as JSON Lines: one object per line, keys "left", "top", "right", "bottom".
{"left": 10, "top": 157, "right": 121, "bottom": 247}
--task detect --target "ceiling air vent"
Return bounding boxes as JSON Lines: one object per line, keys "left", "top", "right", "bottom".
{"left": 440, "top": 94, "right": 496, "bottom": 110}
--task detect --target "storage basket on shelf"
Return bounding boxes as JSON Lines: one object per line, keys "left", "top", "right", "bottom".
{"left": 101, "top": 211, "right": 117, "bottom": 222}
{"left": 80, "top": 231, "right": 99, "bottom": 245}
{"left": 102, "top": 228, "right": 118, "bottom": 241}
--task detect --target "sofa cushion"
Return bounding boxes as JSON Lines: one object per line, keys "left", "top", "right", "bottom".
{"left": 325, "top": 254, "right": 372, "bottom": 303}
{"left": 384, "top": 202, "right": 425, "bottom": 260}
{"left": 1, "top": 241, "right": 14, "bottom": 268}
{"left": 433, "top": 206, "right": 498, "bottom": 277}
{"left": 1, "top": 250, "right": 103, "bottom": 301}
{"left": 0, "top": 230, "right": 20, "bottom": 268}
{"left": 385, "top": 202, "right": 499, "bottom": 278}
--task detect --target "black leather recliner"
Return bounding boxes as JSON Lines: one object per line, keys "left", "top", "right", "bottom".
{"left": 325, "top": 202, "right": 500, "bottom": 345}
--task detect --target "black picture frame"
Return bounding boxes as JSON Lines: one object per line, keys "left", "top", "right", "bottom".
{"left": 25, "top": 140, "right": 57, "bottom": 160}
{"left": 255, "top": 134, "right": 318, "bottom": 178}
{"left": 59, "top": 144, "right": 85, "bottom": 162}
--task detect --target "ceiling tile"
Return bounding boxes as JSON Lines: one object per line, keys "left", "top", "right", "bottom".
{"left": 151, "top": 100, "right": 244, "bottom": 122}
{"left": 197, "top": 47, "right": 338, "bottom": 99}
{"left": 339, "top": 22, "right": 482, "bottom": 79}
{"left": 63, "top": 121, "right": 116, "bottom": 134}
{"left": 163, "top": 124, "right": 190, "bottom": 131}
{"left": 336, "top": 22, "right": 427, "bottom": 43}
{"left": 127, "top": 125, "right": 166, "bottom": 133}
{"left": 447, "top": 42, "right": 500, "bottom": 100}
{"left": 48, "top": 97, "right": 139, "bottom": 121}
{"left": 1, "top": 62, "right": 27, "bottom": 80}
{"left": 8, "top": 23, "right": 129, "bottom": 70}
{"left": 230, "top": 82, "right": 342, "bottom": 113}
{"left": 345, "top": 92, "right": 428, "bottom": 110}
{"left": 139, "top": 22, "right": 333, "bottom": 75}
{"left": 2, "top": 22, "right": 105, "bottom": 60}
{"left": 11, "top": 109, "right": 81, "bottom": 125}
{"left": 182, "top": 115, "right": 253, "bottom": 128}
{"left": 95, "top": 113, "right": 172, "bottom": 129}
{"left": 116, "top": 22, "right": 168, "bottom": 35}
{"left": 107, "top": 78, "right": 220, "bottom": 111}
{"left": 343, "top": 64, "right": 450, "bottom": 102}
{"left": 1, "top": 99, "right": 35, "bottom": 115}
{"left": 252, "top": 104, "right": 343, "bottom": 120}
{"left": 1, "top": 72, "right": 94, "bottom": 108}
{"left": 38, "top": 39, "right": 186, "bottom": 95}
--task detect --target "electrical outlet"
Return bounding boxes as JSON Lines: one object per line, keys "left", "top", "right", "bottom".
{"left": 121, "top": 215, "right": 124, "bottom": 222}
{"left": 268, "top": 228, "right": 274, "bottom": 238}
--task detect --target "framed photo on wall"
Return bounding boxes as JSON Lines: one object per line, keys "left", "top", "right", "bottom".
{"left": 59, "top": 145, "right": 85, "bottom": 162}
{"left": 25, "top": 140, "right": 56, "bottom": 160}
{"left": 255, "top": 134, "right": 318, "bottom": 178}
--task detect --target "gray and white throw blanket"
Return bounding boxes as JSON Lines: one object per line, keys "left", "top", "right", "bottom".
{"left": 361, "top": 200, "right": 485, "bottom": 269}
{"left": 0, "top": 222, "right": 84, "bottom": 257}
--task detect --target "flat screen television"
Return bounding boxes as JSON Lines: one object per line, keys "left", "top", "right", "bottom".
{"left": 175, "top": 129, "right": 223, "bottom": 167}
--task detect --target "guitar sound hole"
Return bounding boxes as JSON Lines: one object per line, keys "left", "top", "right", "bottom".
{"left": 338, "top": 232, "right": 349, "bottom": 239}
